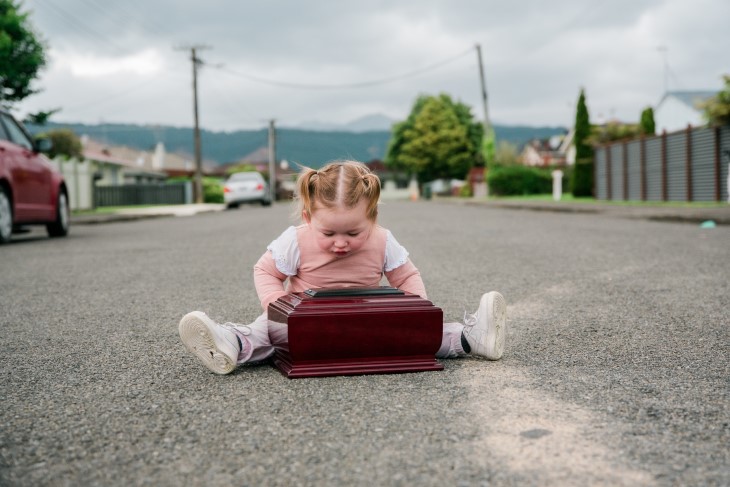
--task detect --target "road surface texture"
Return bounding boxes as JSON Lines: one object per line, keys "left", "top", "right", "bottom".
{"left": 1, "top": 201, "right": 727, "bottom": 486}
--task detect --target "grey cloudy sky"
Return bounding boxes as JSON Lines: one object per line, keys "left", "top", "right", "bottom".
{"left": 18, "top": 0, "right": 729, "bottom": 132}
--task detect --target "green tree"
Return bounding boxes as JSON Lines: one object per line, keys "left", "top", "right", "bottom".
{"left": 574, "top": 88, "right": 592, "bottom": 159}
{"left": 493, "top": 140, "right": 519, "bottom": 166}
{"left": 701, "top": 74, "right": 730, "bottom": 125}
{"left": 386, "top": 93, "right": 482, "bottom": 183}
{"left": 639, "top": 106, "right": 656, "bottom": 135}
{"left": 0, "top": 0, "right": 46, "bottom": 107}
{"left": 480, "top": 125, "right": 495, "bottom": 167}
{"left": 590, "top": 121, "right": 641, "bottom": 144}
{"left": 40, "top": 128, "right": 82, "bottom": 159}
{"left": 23, "top": 107, "right": 59, "bottom": 125}
{"left": 572, "top": 89, "right": 594, "bottom": 197}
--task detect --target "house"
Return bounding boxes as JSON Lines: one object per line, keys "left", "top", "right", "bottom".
{"left": 81, "top": 137, "right": 167, "bottom": 185}
{"left": 82, "top": 136, "right": 220, "bottom": 180}
{"left": 520, "top": 130, "right": 574, "bottom": 167}
{"left": 654, "top": 91, "right": 715, "bottom": 133}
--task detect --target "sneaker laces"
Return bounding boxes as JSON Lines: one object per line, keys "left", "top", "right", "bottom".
{"left": 463, "top": 309, "right": 479, "bottom": 332}
{"left": 221, "top": 321, "right": 251, "bottom": 336}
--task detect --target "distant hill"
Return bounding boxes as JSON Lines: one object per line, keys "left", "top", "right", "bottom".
{"left": 290, "top": 113, "right": 397, "bottom": 132}
{"left": 27, "top": 121, "right": 567, "bottom": 167}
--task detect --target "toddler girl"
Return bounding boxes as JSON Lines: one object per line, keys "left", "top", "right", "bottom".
{"left": 179, "top": 160, "right": 506, "bottom": 374}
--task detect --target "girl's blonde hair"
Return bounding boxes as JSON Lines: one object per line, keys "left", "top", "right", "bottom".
{"left": 296, "top": 160, "right": 381, "bottom": 221}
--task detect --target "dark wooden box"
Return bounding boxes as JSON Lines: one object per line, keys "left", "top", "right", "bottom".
{"left": 267, "top": 287, "right": 444, "bottom": 378}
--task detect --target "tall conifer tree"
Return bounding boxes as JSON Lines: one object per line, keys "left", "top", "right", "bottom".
{"left": 574, "top": 88, "right": 592, "bottom": 160}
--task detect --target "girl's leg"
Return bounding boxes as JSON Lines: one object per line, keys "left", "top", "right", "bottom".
{"left": 441, "top": 291, "right": 507, "bottom": 361}
{"left": 179, "top": 311, "right": 276, "bottom": 374}
{"left": 234, "top": 313, "right": 278, "bottom": 364}
{"left": 437, "top": 322, "right": 468, "bottom": 358}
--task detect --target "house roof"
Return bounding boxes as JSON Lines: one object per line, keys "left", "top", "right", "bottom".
{"left": 238, "top": 146, "right": 271, "bottom": 164}
{"left": 81, "top": 137, "right": 216, "bottom": 173}
{"left": 660, "top": 91, "right": 715, "bottom": 111}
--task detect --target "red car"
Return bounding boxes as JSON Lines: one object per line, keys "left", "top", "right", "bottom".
{"left": 0, "top": 109, "right": 69, "bottom": 244}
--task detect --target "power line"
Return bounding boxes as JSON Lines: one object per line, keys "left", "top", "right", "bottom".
{"left": 62, "top": 78, "right": 165, "bottom": 112}
{"left": 76, "top": 0, "right": 172, "bottom": 39}
{"left": 518, "top": 0, "right": 610, "bottom": 60}
{"left": 211, "top": 47, "right": 475, "bottom": 90}
{"left": 36, "top": 1, "right": 128, "bottom": 54}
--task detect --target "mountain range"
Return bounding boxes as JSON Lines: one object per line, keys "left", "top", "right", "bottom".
{"left": 27, "top": 115, "right": 567, "bottom": 167}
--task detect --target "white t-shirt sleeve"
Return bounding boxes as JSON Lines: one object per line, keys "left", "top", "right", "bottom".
{"left": 266, "top": 226, "right": 300, "bottom": 276}
{"left": 384, "top": 230, "right": 410, "bottom": 272}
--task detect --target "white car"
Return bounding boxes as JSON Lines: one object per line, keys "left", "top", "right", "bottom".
{"left": 223, "top": 172, "right": 271, "bottom": 208}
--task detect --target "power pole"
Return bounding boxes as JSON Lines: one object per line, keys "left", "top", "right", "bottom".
{"left": 268, "top": 119, "right": 277, "bottom": 204}
{"left": 176, "top": 44, "right": 210, "bottom": 204}
{"left": 475, "top": 43, "right": 492, "bottom": 136}
{"left": 475, "top": 43, "right": 495, "bottom": 167}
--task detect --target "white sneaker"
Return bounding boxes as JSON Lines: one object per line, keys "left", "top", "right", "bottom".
{"left": 462, "top": 292, "right": 507, "bottom": 360}
{"left": 178, "top": 311, "right": 245, "bottom": 374}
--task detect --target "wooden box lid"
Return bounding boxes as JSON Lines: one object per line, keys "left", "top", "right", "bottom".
{"left": 268, "top": 287, "right": 444, "bottom": 378}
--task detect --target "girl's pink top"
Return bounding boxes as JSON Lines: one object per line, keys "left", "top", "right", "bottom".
{"left": 253, "top": 224, "right": 426, "bottom": 310}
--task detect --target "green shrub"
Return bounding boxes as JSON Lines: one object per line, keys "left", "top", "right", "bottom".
{"left": 458, "top": 183, "right": 472, "bottom": 198}
{"left": 203, "top": 177, "right": 224, "bottom": 203}
{"left": 487, "top": 165, "right": 552, "bottom": 196}
{"left": 39, "top": 128, "right": 83, "bottom": 159}
{"left": 570, "top": 159, "right": 594, "bottom": 197}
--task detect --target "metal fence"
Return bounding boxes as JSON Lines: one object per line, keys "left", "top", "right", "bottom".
{"left": 594, "top": 125, "right": 730, "bottom": 202}
{"left": 94, "top": 183, "right": 190, "bottom": 207}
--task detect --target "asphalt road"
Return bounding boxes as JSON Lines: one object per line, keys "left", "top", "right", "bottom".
{"left": 1, "top": 202, "right": 728, "bottom": 486}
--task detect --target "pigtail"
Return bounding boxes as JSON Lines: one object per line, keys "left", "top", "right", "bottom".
{"left": 296, "top": 167, "right": 319, "bottom": 220}
{"left": 361, "top": 171, "right": 380, "bottom": 220}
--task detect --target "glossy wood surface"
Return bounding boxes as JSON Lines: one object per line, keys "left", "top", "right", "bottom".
{"left": 268, "top": 288, "right": 444, "bottom": 378}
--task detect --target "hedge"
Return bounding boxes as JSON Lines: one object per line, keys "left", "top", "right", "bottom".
{"left": 487, "top": 165, "right": 552, "bottom": 196}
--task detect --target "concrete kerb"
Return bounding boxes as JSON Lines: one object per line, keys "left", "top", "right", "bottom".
{"left": 71, "top": 204, "right": 226, "bottom": 225}
{"left": 434, "top": 197, "right": 730, "bottom": 225}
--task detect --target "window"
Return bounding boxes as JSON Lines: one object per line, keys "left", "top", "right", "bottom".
{"left": 0, "top": 113, "right": 33, "bottom": 150}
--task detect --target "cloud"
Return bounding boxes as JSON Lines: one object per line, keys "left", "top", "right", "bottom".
{"left": 57, "top": 49, "right": 166, "bottom": 78}
{"left": 17, "top": 0, "right": 730, "bottom": 131}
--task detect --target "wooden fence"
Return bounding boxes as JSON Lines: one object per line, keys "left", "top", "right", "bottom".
{"left": 594, "top": 125, "right": 730, "bottom": 202}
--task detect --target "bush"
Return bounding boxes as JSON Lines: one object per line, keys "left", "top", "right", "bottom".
{"left": 458, "top": 183, "right": 472, "bottom": 198}
{"left": 570, "top": 159, "right": 594, "bottom": 197}
{"left": 487, "top": 165, "right": 552, "bottom": 196}
{"left": 203, "top": 177, "right": 224, "bottom": 203}
{"left": 39, "top": 128, "right": 83, "bottom": 159}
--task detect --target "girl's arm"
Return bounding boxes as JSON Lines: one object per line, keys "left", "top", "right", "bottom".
{"left": 253, "top": 251, "right": 290, "bottom": 311}
{"left": 384, "top": 259, "right": 427, "bottom": 299}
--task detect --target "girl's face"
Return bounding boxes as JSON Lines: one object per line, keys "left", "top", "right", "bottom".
{"left": 304, "top": 199, "right": 374, "bottom": 256}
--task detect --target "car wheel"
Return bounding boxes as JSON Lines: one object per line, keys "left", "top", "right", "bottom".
{"left": 261, "top": 199, "right": 271, "bottom": 207}
{"left": 47, "top": 191, "right": 70, "bottom": 238}
{"left": 0, "top": 187, "right": 12, "bottom": 244}
{"left": 226, "top": 202, "right": 239, "bottom": 209}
